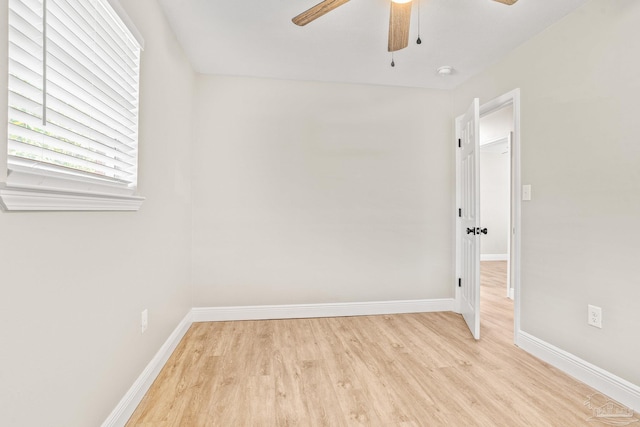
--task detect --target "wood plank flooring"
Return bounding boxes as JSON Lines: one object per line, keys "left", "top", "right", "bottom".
{"left": 126, "top": 262, "right": 634, "bottom": 426}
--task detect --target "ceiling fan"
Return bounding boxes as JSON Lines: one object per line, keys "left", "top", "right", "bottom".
{"left": 292, "top": 0, "right": 519, "bottom": 53}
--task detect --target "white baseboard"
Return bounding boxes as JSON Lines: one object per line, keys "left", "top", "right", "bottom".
{"left": 481, "top": 254, "right": 508, "bottom": 261}
{"left": 517, "top": 331, "right": 640, "bottom": 411}
{"left": 192, "top": 298, "right": 455, "bottom": 322}
{"left": 100, "top": 311, "right": 193, "bottom": 427}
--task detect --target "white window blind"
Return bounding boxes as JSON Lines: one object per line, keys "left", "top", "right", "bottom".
{"left": 2, "top": 0, "right": 144, "bottom": 211}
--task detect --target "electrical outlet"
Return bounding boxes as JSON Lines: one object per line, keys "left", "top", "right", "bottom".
{"left": 141, "top": 309, "right": 148, "bottom": 333}
{"left": 588, "top": 305, "right": 602, "bottom": 329}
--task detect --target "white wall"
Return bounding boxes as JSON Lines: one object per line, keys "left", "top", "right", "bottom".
{"left": 480, "top": 148, "right": 510, "bottom": 257}
{"left": 0, "top": 1, "right": 195, "bottom": 426}
{"left": 191, "top": 75, "right": 454, "bottom": 306}
{"left": 455, "top": 0, "right": 640, "bottom": 387}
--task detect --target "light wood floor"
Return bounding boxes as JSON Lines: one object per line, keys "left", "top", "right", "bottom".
{"left": 127, "top": 262, "right": 631, "bottom": 426}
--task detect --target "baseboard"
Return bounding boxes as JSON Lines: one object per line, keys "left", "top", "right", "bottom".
{"left": 481, "top": 254, "right": 508, "bottom": 261}
{"left": 517, "top": 331, "right": 640, "bottom": 411}
{"left": 100, "top": 310, "right": 193, "bottom": 427}
{"left": 192, "top": 298, "right": 455, "bottom": 322}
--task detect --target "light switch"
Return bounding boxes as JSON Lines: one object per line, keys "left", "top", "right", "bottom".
{"left": 522, "top": 185, "right": 532, "bottom": 201}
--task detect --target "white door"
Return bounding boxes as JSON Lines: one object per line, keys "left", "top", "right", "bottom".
{"left": 457, "top": 98, "right": 481, "bottom": 340}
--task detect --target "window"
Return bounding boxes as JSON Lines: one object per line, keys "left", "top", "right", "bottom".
{"left": 1, "top": 0, "right": 144, "bottom": 211}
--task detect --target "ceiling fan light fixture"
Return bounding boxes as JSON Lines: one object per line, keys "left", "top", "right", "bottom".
{"left": 437, "top": 66, "right": 454, "bottom": 76}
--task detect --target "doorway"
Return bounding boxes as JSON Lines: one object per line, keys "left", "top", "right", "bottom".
{"left": 455, "top": 89, "right": 521, "bottom": 343}
{"left": 479, "top": 106, "right": 513, "bottom": 300}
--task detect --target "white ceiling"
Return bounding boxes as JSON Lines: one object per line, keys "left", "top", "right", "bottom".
{"left": 156, "top": 0, "right": 588, "bottom": 90}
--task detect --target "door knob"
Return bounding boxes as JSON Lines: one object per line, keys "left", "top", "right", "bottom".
{"left": 480, "top": 228, "right": 488, "bottom": 235}
{"left": 466, "top": 227, "right": 476, "bottom": 235}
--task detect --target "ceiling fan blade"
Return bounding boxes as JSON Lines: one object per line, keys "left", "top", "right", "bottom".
{"left": 492, "top": 0, "right": 518, "bottom": 4}
{"left": 388, "top": 1, "right": 412, "bottom": 52}
{"left": 292, "top": 0, "right": 350, "bottom": 26}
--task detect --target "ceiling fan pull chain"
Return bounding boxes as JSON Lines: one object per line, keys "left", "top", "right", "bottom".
{"left": 416, "top": 0, "right": 422, "bottom": 44}
{"left": 390, "top": 6, "right": 395, "bottom": 67}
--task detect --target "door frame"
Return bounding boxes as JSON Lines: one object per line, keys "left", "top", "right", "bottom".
{"left": 455, "top": 88, "right": 521, "bottom": 343}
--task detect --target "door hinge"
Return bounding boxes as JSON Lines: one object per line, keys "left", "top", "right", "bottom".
{"left": 458, "top": 278, "right": 462, "bottom": 288}
{"left": 458, "top": 138, "right": 461, "bottom": 148}
{"left": 458, "top": 208, "right": 462, "bottom": 217}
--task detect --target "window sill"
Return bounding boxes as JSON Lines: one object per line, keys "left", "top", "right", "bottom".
{"left": 0, "top": 167, "right": 145, "bottom": 212}
{"left": 0, "top": 186, "right": 145, "bottom": 212}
